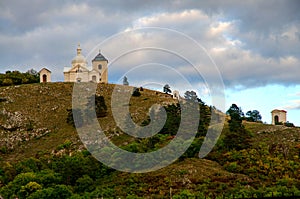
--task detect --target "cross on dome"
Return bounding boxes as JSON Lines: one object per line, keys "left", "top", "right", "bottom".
{"left": 77, "top": 43, "right": 82, "bottom": 55}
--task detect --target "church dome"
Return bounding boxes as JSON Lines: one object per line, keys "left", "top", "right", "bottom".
{"left": 71, "top": 44, "right": 87, "bottom": 66}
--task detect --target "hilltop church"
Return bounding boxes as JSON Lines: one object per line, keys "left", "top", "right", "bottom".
{"left": 64, "top": 44, "right": 108, "bottom": 83}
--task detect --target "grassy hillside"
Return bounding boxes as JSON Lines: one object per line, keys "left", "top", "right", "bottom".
{"left": 0, "top": 82, "right": 176, "bottom": 162}
{"left": 0, "top": 83, "right": 300, "bottom": 198}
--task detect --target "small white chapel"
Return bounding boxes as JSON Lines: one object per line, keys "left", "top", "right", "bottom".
{"left": 64, "top": 44, "right": 108, "bottom": 83}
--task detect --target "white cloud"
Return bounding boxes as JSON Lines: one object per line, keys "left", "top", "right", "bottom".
{"left": 133, "top": 9, "right": 210, "bottom": 28}
{"left": 282, "top": 100, "right": 300, "bottom": 110}
{"left": 0, "top": 1, "right": 299, "bottom": 89}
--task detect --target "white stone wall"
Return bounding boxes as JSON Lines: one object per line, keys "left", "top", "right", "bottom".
{"left": 172, "top": 90, "right": 180, "bottom": 100}
{"left": 92, "top": 60, "right": 108, "bottom": 83}
{"left": 64, "top": 46, "right": 108, "bottom": 83}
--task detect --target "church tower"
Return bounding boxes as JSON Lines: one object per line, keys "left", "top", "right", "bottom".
{"left": 92, "top": 50, "right": 108, "bottom": 83}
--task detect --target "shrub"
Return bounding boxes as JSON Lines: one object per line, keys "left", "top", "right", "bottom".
{"left": 132, "top": 87, "right": 141, "bottom": 97}
{"left": 75, "top": 175, "right": 94, "bottom": 193}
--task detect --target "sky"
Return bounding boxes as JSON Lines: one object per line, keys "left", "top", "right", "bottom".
{"left": 0, "top": 0, "right": 299, "bottom": 125}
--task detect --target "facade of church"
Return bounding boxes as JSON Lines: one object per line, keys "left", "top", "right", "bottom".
{"left": 64, "top": 44, "right": 108, "bottom": 83}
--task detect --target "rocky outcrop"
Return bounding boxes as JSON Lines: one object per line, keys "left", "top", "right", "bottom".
{"left": 0, "top": 109, "right": 51, "bottom": 152}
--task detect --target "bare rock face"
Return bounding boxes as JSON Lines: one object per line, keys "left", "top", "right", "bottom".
{"left": 0, "top": 108, "right": 50, "bottom": 152}
{"left": 0, "top": 109, "right": 26, "bottom": 131}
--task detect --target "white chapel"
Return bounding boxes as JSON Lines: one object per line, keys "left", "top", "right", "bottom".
{"left": 64, "top": 44, "right": 108, "bottom": 83}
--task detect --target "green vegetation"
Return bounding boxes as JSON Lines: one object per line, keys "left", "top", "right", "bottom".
{"left": 0, "top": 70, "right": 39, "bottom": 86}
{"left": 0, "top": 83, "right": 299, "bottom": 198}
{"left": 132, "top": 87, "right": 141, "bottom": 97}
{"left": 245, "top": 110, "right": 262, "bottom": 122}
{"left": 224, "top": 104, "right": 252, "bottom": 150}
{"left": 163, "top": 84, "right": 171, "bottom": 94}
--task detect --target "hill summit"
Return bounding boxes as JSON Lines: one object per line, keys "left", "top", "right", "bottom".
{"left": 0, "top": 83, "right": 300, "bottom": 198}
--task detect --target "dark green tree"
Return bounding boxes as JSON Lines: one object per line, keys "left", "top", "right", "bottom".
{"left": 85, "top": 95, "right": 108, "bottom": 118}
{"left": 123, "top": 76, "right": 129, "bottom": 85}
{"left": 184, "top": 90, "right": 198, "bottom": 102}
{"left": 246, "top": 110, "right": 262, "bottom": 122}
{"left": 27, "top": 185, "right": 72, "bottom": 199}
{"left": 163, "top": 84, "right": 171, "bottom": 94}
{"left": 226, "top": 104, "right": 244, "bottom": 132}
{"left": 66, "top": 109, "right": 84, "bottom": 127}
{"left": 132, "top": 87, "right": 141, "bottom": 97}
{"left": 224, "top": 104, "right": 251, "bottom": 150}
{"left": 75, "top": 175, "right": 95, "bottom": 193}
{"left": 0, "top": 69, "right": 39, "bottom": 86}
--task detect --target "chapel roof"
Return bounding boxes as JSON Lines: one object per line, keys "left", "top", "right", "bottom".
{"left": 39, "top": 67, "right": 51, "bottom": 73}
{"left": 92, "top": 50, "right": 108, "bottom": 62}
{"left": 271, "top": 109, "right": 287, "bottom": 113}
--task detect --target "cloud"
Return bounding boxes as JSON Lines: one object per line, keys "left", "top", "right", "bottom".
{"left": 116, "top": 9, "right": 300, "bottom": 89}
{"left": 282, "top": 100, "right": 300, "bottom": 110}
{"left": 0, "top": 0, "right": 299, "bottom": 87}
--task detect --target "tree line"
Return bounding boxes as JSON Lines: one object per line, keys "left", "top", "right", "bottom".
{"left": 0, "top": 69, "right": 39, "bottom": 86}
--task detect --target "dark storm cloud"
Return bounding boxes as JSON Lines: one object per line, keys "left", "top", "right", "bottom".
{"left": 0, "top": 0, "right": 299, "bottom": 86}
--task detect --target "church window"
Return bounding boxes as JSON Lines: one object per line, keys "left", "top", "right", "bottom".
{"left": 92, "top": 75, "right": 97, "bottom": 82}
{"left": 76, "top": 67, "right": 82, "bottom": 73}
{"left": 98, "top": 64, "right": 102, "bottom": 70}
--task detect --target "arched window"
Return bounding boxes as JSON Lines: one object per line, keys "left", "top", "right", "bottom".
{"left": 76, "top": 66, "right": 82, "bottom": 73}
{"left": 92, "top": 75, "right": 97, "bottom": 82}
{"left": 98, "top": 64, "right": 102, "bottom": 70}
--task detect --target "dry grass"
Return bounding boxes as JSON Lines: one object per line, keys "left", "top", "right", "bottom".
{"left": 0, "top": 82, "right": 177, "bottom": 162}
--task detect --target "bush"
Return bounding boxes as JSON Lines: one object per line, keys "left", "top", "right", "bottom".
{"left": 27, "top": 185, "right": 72, "bottom": 199}
{"left": 284, "top": 122, "right": 295, "bottom": 127}
{"left": 173, "top": 189, "right": 194, "bottom": 198}
{"left": 75, "top": 175, "right": 94, "bottom": 193}
{"left": 86, "top": 95, "right": 108, "bottom": 118}
{"left": 66, "top": 109, "right": 83, "bottom": 127}
{"left": 132, "top": 87, "right": 141, "bottom": 97}
{"left": 18, "top": 181, "right": 42, "bottom": 198}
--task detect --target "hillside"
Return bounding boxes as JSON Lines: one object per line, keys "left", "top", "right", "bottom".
{"left": 0, "top": 83, "right": 176, "bottom": 162}
{"left": 0, "top": 83, "right": 300, "bottom": 198}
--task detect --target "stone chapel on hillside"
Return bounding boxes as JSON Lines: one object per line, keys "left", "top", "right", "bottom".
{"left": 39, "top": 68, "right": 51, "bottom": 83}
{"left": 271, "top": 109, "right": 287, "bottom": 125}
{"left": 64, "top": 44, "right": 108, "bottom": 83}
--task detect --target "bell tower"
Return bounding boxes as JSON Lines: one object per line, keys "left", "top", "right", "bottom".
{"left": 92, "top": 50, "right": 108, "bottom": 83}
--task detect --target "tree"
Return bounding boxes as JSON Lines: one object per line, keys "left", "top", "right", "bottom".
{"left": 163, "top": 84, "right": 171, "bottom": 94}
{"left": 246, "top": 110, "right": 262, "bottom": 122}
{"left": 0, "top": 69, "right": 39, "bottom": 87}
{"left": 18, "top": 181, "right": 42, "bottom": 198}
{"left": 224, "top": 104, "right": 251, "bottom": 150}
{"left": 2, "top": 78, "right": 13, "bottom": 86}
{"left": 66, "top": 109, "right": 84, "bottom": 127}
{"left": 86, "top": 95, "right": 108, "bottom": 118}
{"left": 184, "top": 91, "right": 198, "bottom": 102}
{"left": 132, "top": 87, "right": 141, "bottom": 97}
{"left": 25, "top": 69, "right": 39, "bottom": 83}
{"left": 75, "top": 175, "right": 94, "bottom": 193}
{"left": 123, "top": 76, "right": 129, "bottom": 86}
{"left": 27, "top": 185, "right": 72, "bottom": 199}
{"left": 226, "top": 104, "right": 244, "bottom": 131}
{"left": 26, "top": 69, "right": 38, "bottom": 76}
